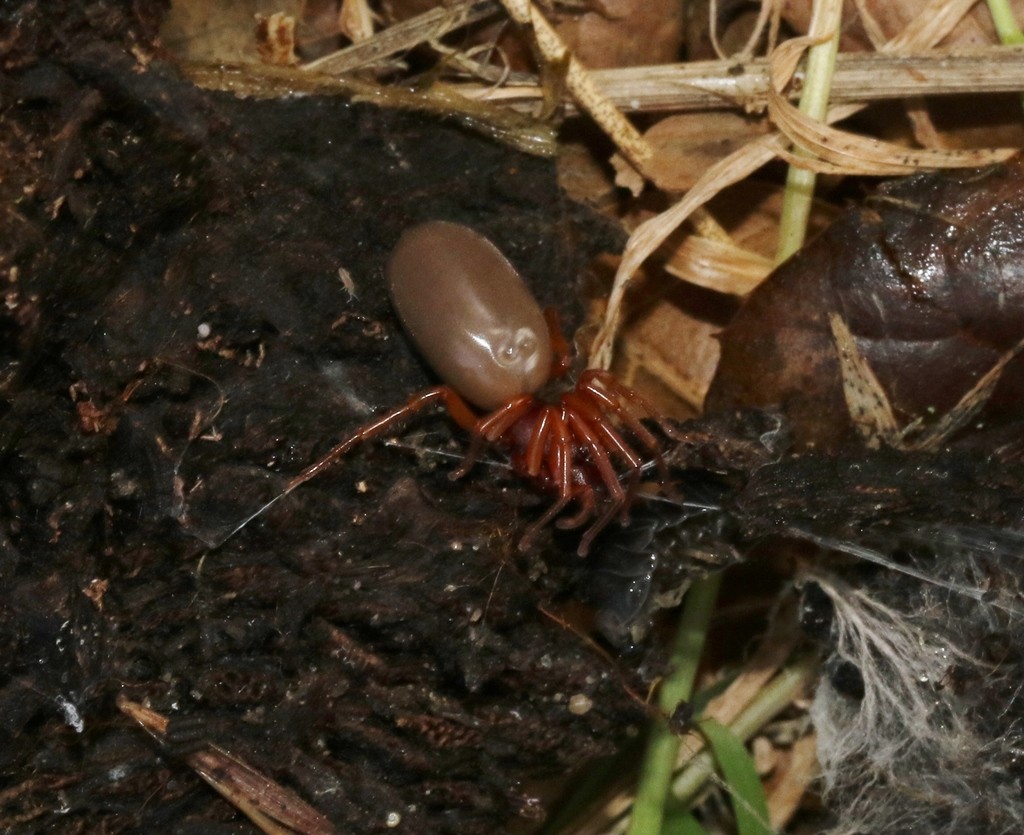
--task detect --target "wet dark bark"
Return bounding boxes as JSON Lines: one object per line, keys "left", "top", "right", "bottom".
{"left": 0, "top": 5, "right": 643, "bottom": 832}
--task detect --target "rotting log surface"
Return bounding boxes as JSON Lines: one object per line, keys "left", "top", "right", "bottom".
{"left": 0, "top": 5, "right": 645, "bottom": 832}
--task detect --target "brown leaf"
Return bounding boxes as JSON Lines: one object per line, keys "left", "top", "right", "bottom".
{"left": 708, "top": 157, "right": 1024, "bottom": 450}
{"left": 644, "top": 112, "right": 770, "bottom": 193}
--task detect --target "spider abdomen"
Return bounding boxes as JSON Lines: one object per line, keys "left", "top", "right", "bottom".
{"left": 386, "top": 221, "right": 553, "bottom": 411}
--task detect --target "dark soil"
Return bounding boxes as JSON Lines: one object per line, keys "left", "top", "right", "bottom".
{"left": 0, "top": 4, "right": 649, "bottom": 832}
{"left": 4, "top": 4, "right": 1024, "bottom": 834}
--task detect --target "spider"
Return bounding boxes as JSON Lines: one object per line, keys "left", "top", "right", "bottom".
{"left": 227, "top": 221, "right": 679, "bottom": 555}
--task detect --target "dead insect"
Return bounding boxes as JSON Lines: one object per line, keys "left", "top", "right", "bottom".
{"left": 229, "top": 221, "right": 679, "bottom": 554}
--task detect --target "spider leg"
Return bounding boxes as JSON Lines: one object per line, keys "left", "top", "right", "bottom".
{"left": 577, "top": 370, "right": 659, "bottom": 447}
{"left": 289, "top": 385, "right": 473, "bottom": 488}
{"left": 523, "top": 405, "right": 555, "bottom": 477}
{"left": 518, "top": 409, "right": 573, "bottom": 551}
{"left": 562, "top": 390, "right": 644, "bottom": 473}
{"left": 562, "top": 406, "right": 631, "bottom": 556}
{"left": 581, "top": 369, "right": 683, "bottom": 441}
{"left": 450, "top": 394, "right": 535, "bottom": 480}
{"left": 551, "top": 410, "right": 572, "bottom": 497}
{"left": 217, "top": 385, "right": 474, "bottom": 546}
{"left": 556, "top": 483, "right": 595, "bottom": 530}
{"left": 577, "top": 371, "right": 674, "bottom": 482}
{"left": 562, "top": 389, "right": 645, "bottom": 519}
{"left": 566, "top": 387, "right": 649, "bottom": 510}
{"left": 564, "top": 407, "right": 627, "bottom": 506}
{"left": 544, "top": 307, "right": 572, "bottom": 380}
{"left": 548, "top": 449, "right": 617, "bottom": 556}
{"left": 579, "top": 495, "right": 622, "bottom": 556}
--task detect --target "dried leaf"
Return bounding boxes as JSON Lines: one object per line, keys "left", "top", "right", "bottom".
{"left": 589, "top": 0, "right": 1011, "bottom": 369}
{"left": 710, "top": 160, "right": 1024, "bottom": 450}
{"left": 338, "top": 0, "right": 376, "bottom": 43}
{"left": 619, "top": 307, "right": 721, "bottom": 413}
{"left": 829, "top": 313, "right": 901, "bottom": 448}
{"left": 644, "top": 112, "right": 771, "bottom": 193}
{"left": 553, "top": 0, "right": 684, "bottom": 69}
{"left": 161, "top": 0, "right": 305, "bottom": 63}
{"left": 767, "top": 37, "right": 1016, "bottom": 176}
{"left": 833, "top": 311, "right": 1024, "bottom": 451}
{"left": 255, "top": 13, "right": 299, "bottom": 67}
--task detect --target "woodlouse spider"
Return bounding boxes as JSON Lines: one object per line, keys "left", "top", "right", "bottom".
{"left": 230, "top": 221, "right": 679, "bottom": 555}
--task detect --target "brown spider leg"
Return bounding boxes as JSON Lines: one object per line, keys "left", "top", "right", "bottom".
{"left": 563, "top": 389, "right": 646, "bottom": 521}
{"left": 444, "top": 390, "right": 483, "bottom": 433}
{"left": 578, "top": 499, "right": 620, "bottom": 555}
{"left": 450, "top": 394, "right": 535, "bottom": 480}
{"left": 523, "top": 405, "right": 555, "bottom": 477}
{"left": 580, "top": 373, "right": 690, "bottom": 507}
{"left": 216, "top": 385, "right": 476, "bottom": 546}
{"left": 569, "top": 433, "right": 628, "bottom": 555}
{"left": 562, "top": 390, "right": 644, "bottom": 473}
{"left": 563, "top": 406, "right": 640, "bottom": 555}
{"left": 557, "top": 471, "right": 618, "bottom": 555}
{"left": 556, "top": 482, "right": 595, "bottom": 530}
{"left": 518, "top": 409, "right": 574, "bottom": 551}
{"left": 580, "top": 369, "right": 683, "bottom": 441}
{"left": 544, "top": 308, "right": 572, "bottom": 380}
{"left": 551, "top": 410, "right": 573, "bottom": 495}
{"left": 576, "top": 371, "right": 674, "bottom": 482}
{"left": 289, "top": 386, "right": 475, "bottom": 487}
{"left": 563, "top": 408, "right": 626, "bottom": 503}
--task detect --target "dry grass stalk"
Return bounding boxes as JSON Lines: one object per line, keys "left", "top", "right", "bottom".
{"left": 588, "top": 131, "right": 787, "bottom": 369}
{"left": 462, "top": 46, "right": 1024, "bottom": 113}
{"left": 185, "top": 62, "right": 557, "bottom": 157}
{"left": 768, "top": 37, "right": 1017, "bottom": 175}
{"left": 303, "top": 0, "right": 500, "bottom": 74}
{"left": 588, "top": 0, "right": 1014, "bottom": 369}
{"left": 117, "top": 696, "right": 334, "bottom": 835}
{"left": 497, "top": 0, "right": 654, "bottom": 171}
{"left": 662, "top": 233, "right": 774, "bottom": 296}
{"left": 766, "top": 733, "right": 819, "bottom": 828}
{"left": 304, "top": 0, "right": 654, "bottom": 171}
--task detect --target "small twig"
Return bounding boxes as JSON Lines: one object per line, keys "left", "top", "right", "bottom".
{"left": 303, "top": 0, "right": 502, "bottom": 75}
{"left": 497, "top": 0, "right": 654, "bottom": 171}
{"left": 117, "top": 696, "right": 335, "bottom": 835}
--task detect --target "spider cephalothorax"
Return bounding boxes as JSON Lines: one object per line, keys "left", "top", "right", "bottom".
{"left": 231, "top": 221, "right": 678, "bottom": 554}
{"left": 449, "top": 366, "right": 677, "bottom": 554}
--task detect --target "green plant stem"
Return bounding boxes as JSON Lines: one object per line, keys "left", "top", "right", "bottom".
{"left": 776, "top": 0, "right": 843, "bottom": 262}
{"left": 672, "top": 654, "right": 819, "bottom": 805}
{"left": 626, "top": 572, "right": 723, "bottom": 835}
{"left": 985, "top": 0, "right": 1024, "bottom": 110}
{"left": 987, "top": 0, "right": 1024, "bottom": 43}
